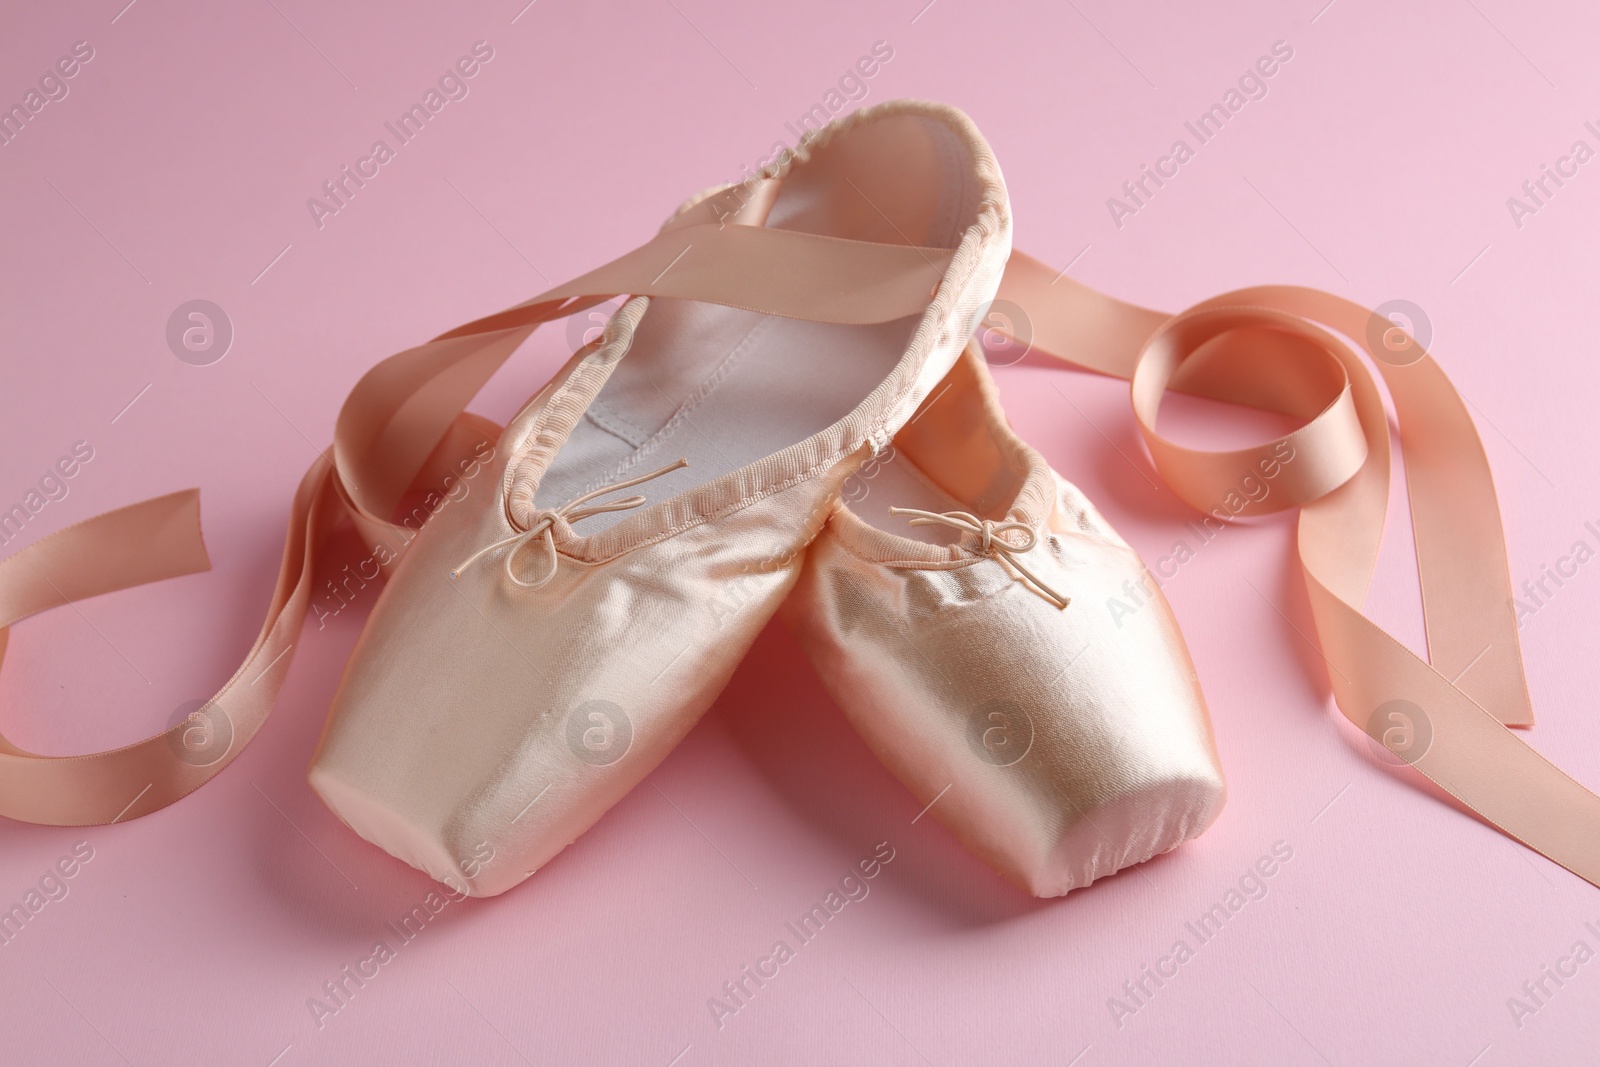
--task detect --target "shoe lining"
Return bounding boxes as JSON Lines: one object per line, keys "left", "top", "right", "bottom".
{"left": 532, "top": 114, "right": 981, "bottom": 531}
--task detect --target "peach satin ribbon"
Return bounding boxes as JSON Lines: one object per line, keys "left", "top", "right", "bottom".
{"left": 0, "top": 182, "right": 946, "bottom": 826}
{"left": 999, "top": 252, "right": 1600, "bottom": 885}
{"left": 3, "top": 182, "right": 1595, "bottom": 892}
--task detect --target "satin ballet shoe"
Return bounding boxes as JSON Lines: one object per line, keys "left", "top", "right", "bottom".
{"left": 782, "top": 345, "right": 1225, "bottom": 897}
{"left": 308, "top": 100, "right": 1012, "bottom": 896}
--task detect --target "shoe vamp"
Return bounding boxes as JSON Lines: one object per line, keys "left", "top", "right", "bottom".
{"left": 312, "top": 465, "right": 837, "bottom": 893}
{"left": 793, "top": 526, "right": 1225, "bottom": 892}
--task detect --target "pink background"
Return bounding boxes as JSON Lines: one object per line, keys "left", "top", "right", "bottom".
{"left": 4, "top": 0, "right": 1600, "bottom": 1063}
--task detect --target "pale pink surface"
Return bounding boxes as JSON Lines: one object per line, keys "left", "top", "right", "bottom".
{"left": 2, "top": 1, "right": 1598, "bottom": 1063}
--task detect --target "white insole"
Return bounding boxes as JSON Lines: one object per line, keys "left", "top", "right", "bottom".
{"left": 533, "top": 297, "right": 919, "bottom": 530}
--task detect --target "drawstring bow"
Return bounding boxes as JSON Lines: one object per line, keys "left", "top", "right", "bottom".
{"left": 888, "top": 507, "right": 1070, "bottom": 610}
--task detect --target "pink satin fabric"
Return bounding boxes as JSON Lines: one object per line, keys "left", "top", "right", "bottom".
{"left": 306, "top": 96, "right": 1013, "bottom": 896}
{"left": 784, "top": 348, "right": 1226, "bottom": 897}
{"left": 2, "top": 177, "right": 1596, "bottom": 895}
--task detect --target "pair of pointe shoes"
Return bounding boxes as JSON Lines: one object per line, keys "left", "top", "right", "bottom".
{"left": 309, "top": 100, "right": 1225, "bottom": 898}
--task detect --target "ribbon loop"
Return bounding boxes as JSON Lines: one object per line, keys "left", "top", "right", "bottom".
{"left": 1132, "top": 304, "right": 1370, "bottom": 517}
{"left": 990, "top": 254, "right": 1591, "bottom": 884}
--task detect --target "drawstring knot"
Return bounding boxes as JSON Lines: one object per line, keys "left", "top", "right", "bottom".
{"left": 888, "top": 507, "right": 1070, "bottom": 610}
{"left": 451, "top": 459, "right": 689, "bottom": 588}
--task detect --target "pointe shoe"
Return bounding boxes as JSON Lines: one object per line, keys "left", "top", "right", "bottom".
{"left": 309, "top": 100, "right": 1012, "bottom": 896}
{"left": 782, "top": 345, "right": 1225, "bottom": 897}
